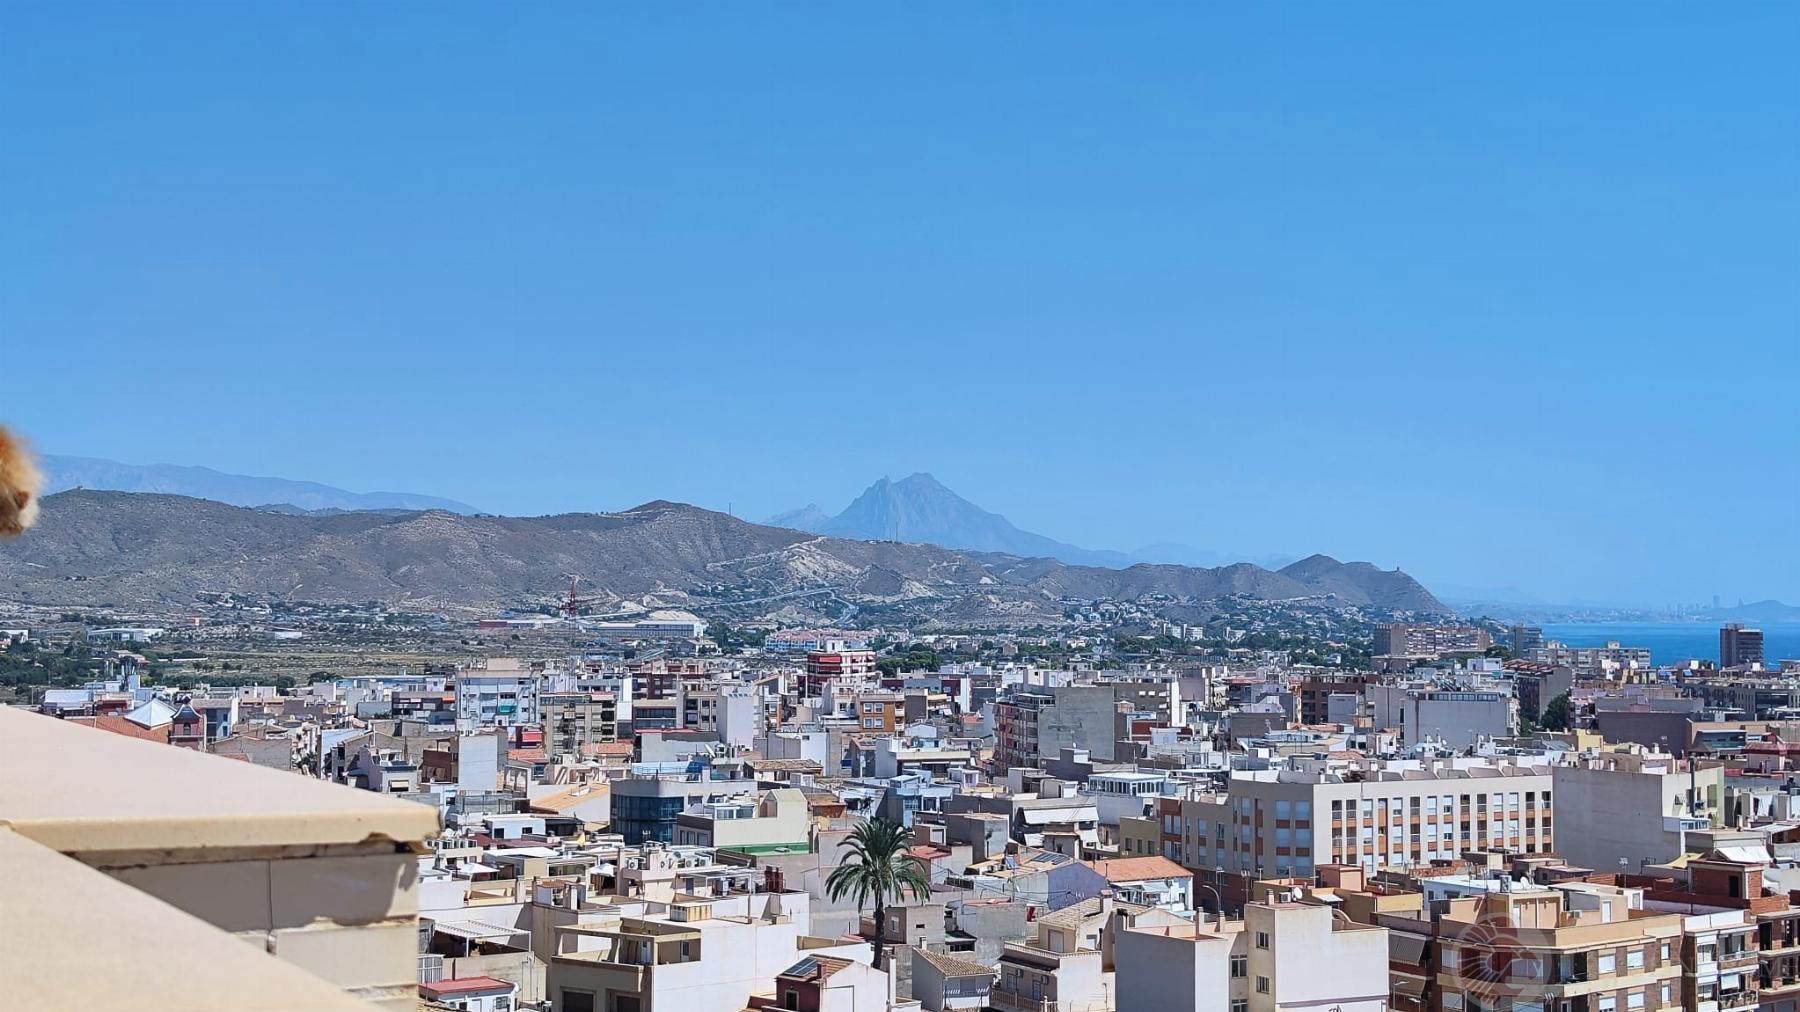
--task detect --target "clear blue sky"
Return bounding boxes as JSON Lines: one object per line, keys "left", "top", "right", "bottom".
{"left": 3, "top": 4, "right": 1795, "bottom": 605}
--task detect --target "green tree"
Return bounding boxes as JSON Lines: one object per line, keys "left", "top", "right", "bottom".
{"left": 1540, "top": 692, "right": 1573, "bottom": 732}
{"left": 824, "top": 817, "right": 931, "bottom": 970}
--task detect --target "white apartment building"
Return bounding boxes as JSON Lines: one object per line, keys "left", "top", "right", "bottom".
{"left": 1083, "top": 770, "right": 1169, "bottom": 829}
{"left": 1115, "top": 900, "right": 1389, "bottom": 1012}
{"left": 456, "top": 660, "right": 541, "bottom": 729}
{"left": 677, "top": 683, "right": 760, "bottom": 748}
{"left": 1551, "top": 751, "right": 1724, "bottom": 872}
{"left": 1172, "top": 757, "right": 1555, "bottom": 884}
{"left": 1368, "top": 682, "right": 1516, "bottom": 748}
{"left": 546, "top": 894, "right": 868, "bottom": 1012}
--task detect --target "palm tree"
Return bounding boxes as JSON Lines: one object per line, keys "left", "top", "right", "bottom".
{"left": 824, "top": 816, "right": 932, "bottom": 970}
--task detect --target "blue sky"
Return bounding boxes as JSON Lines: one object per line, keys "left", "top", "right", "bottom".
{"left": 3, "top": 4, "right": 1795, "bottom": 605}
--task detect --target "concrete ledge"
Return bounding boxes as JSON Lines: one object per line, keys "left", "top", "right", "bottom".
{"left": 106, "top": 850, "right": 418, "bottom": 933}
{"left": 0, "top": 707, "right": 439, "bottom": 855}
{"left": 0, "top": 706, "right": 435, "bottom": 1008}
{"left": 0, "top": 828, "right": 375, "bottom": 1012}
{"left": 268, "top": 917, "right": 422, "bottom": 990}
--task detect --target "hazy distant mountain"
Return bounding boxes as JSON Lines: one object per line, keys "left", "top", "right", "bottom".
{"left": 763, "top": 503, "right": 832, "bottom": 530}
{"left": 768, "top": 473, "right": 1294, "bottom": 571}
{"left": 794, "top": 473, "right": 1136, "bottom": 568}
{"left": 1130, "top": 542, "right": 1299, "bottom": 571}
{"left": 41, "top": 454, "right": 479, "bottom": 514}
{"left": 1704, "top": 600, "right": 1800, "bottom": 623}
{"left": 2, "top": 490, "right": 1449, "bottom": 619}
{"left": 256, "top": 503, "right": 427, "bottom": 518}
{"left": 1277, "top": 555, "right": 1437, "bottom": 608}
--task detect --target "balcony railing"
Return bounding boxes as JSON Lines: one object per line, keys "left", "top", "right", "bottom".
{"left": 990, "top": 990, "right": 1056, "bottom": 1012}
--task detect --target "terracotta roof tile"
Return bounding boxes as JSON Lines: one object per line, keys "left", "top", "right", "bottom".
{"left": 1084, "top": 856, "right": 1190, "bottom": 882}
{"left": 65, "top": 714, "right": 172, "bottom": 745}
{"left": 913, "top": 947, "right": 996, "bottom": 980}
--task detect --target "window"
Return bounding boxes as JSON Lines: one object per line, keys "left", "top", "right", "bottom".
{"left": 1231, "top": 1002, "right": 1248, "bottom": 1012}
{"left": 1256, "top": 931, "right": 1270, "bottom": 949}
{"left": 1597, "top": 952, "right": 1616, "bottom": 974}
{"left": 1231, "top": 955, "right": 1247, "bottom": 978}
{"left": 1626, "top": 950, "right": 1644, "bottom": 970}
{"left": 1597, "top": 997, "right": 1616, "bottom": 1012}
{"left": 1660, "top": 984, "right": 1672, "bottom": 1004}
{"left": 1659, "top": 943, "right": 1671, "bottom": 961}
{"left": 560, "top": 990, "right": 596, "bottom": 1012}
{"left": 1626, "top": 993, "right": 1644, "bottom": 1010}
{"left": 1255, "top": 976, "right": 1270, "bottom": 994}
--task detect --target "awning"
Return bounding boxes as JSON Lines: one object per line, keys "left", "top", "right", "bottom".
{"left": 1390, "top": 933, "right": 1428, "bottom": 963}
{"left": 1021, "top": 806, "right": 1096, "bottom": 825}
{"left": 432, "top": 919, "right": 526, "bottom": 942}
{"left": 456, "top": 861, "right": 500, "bottom": 875}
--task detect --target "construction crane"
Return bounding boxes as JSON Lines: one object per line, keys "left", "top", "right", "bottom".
{"left": 561, "top": 575, "right": 598, "bottom": 619}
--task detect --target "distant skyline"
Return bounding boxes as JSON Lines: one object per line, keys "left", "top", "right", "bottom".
{"left": 3, "top": 5, "right": 1796, "bottom": 604}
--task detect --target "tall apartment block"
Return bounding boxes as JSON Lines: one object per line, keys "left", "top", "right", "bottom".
{"left": 1721, "top": 624, "right": 1765, "bottom": 669}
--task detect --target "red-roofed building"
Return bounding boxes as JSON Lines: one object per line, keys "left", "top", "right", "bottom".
{"left": 754, "top": 955, "right": 888, "bottom": 1012}
{"left": 1084, "top": 855, "right": 1195, "bottom": 913}
{"left": 419, "top": 974, "right": 516, "bottom": 1012}
{"left": 65, "top": 714, "right": 173, "bottom": 745}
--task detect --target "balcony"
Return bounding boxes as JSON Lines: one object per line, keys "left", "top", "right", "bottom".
{"left": 0, "top": 707, "right": 439, "bottom": 1011}
{"left": 1721, "top": 948, "right": 1761, "bottom": 968}
{"left": 990, "top": 989, "right": 1057, "bottom": 1012}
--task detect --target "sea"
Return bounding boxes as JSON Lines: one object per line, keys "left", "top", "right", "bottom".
{"left": 1537, "top": 622, "right": 1800, "bottom": 668}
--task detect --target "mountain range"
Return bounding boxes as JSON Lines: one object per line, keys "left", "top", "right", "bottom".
{"left": 766, "top": 473, "right": 1295, "bottom": 570}
{"left": 39, "top": 454, "right": 480, "bottom": 515}
{"left": 0, "top": 490, "right": 1448, "bottom": 623}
